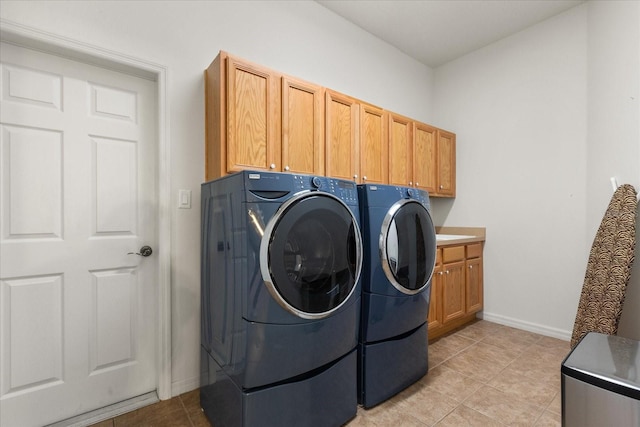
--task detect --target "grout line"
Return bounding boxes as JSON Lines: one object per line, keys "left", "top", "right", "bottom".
{"left": 177, "top": 393, "right": 196, "bottom": 427}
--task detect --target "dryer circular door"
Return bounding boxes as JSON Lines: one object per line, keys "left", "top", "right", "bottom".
{"left": 260, "top": 191, "right": 363, "bottom": 319}
{"left": 379, "top": 199, "right": 437, "bottom": 295}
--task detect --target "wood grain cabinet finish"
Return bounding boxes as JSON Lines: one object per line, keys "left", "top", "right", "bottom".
{"left": 205, "top": 50, "right": 456, "bottom": 197}
{"left": 359, "top": 103, "right": 388, "bottom": 184}
{"left": 325, "top": 89, "right": 359, "bottom": 182}
{"left": 388, "top": 113, "right": 413, "bottom": 187}
{"left": 435, "top": 129, "right": 456, "bottom": 197}
{"left": 282, "top": 76, "right": 324, "bottom": 175}
{"left": 205, "top": 52, "right": 280, "bottom": 180}
{"left": 427, "top": 263, "right": 443, "bottom": 332}
{"left": 413, "top": 122, "right": 438, "bottom": 194}
{"left": 387, "top": 117, "right": 455, "bottom": 197}
{"left": 428, "top": 242, "right": 483, "bottom": 341}
{"left": 465, "top": 243, "right": 483, "bottom": 314}
{"left": 205, "top": 52, "right": 325, "bottom": 180}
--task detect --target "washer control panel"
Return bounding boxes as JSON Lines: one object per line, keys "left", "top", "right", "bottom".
{"left": 291, "top": 174, "right": 359, "bottom": 205}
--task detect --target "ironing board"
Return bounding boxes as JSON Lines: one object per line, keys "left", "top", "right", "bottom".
{"left": 571, "top": 184, "right": 638, "bottom": 349}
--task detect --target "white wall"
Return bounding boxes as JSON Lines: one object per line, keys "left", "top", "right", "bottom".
{"left": 587, "top": 1, "right": 640, "bottom": 340}
{"left": 0, "top": 1, "right": 434, "bottom": 396}
{"left": 432, "top": 5, "right": 589, "bottom": 338}
{"left": 432, "top": 0, "right": 640, "bottom": 340}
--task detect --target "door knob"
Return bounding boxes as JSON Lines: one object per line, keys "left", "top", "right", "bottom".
{"left": 128, "top": 245, "right": 153, "bottom": 257}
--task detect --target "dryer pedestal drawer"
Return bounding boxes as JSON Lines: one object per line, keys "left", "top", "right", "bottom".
{"left": 358, "top": 322, "right": 428, "bottom": 408}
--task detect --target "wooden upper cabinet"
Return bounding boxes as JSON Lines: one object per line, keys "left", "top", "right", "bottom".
{"left": 388, "top": 113, "right": 413, "bottom": 186}
{"left": 205, "top": 51, "right": 456, "bottom": 193}
{"left": 436, "top": 129, "right": 456, "bottom": 196}
{"left": 413, "top": 122, "right": 438, "bottom": 194}
{"left": 205, "top": 52, "right": 280, "bottom": 180}
{"left": 282, "top": 76, "right": 324, "bottom": 175}
{"left": 226, "top": 55, "right": 280, "bottom": 174}
{"left": 325, "top": 90, "right": 359, "bottom": 182}
{"left": 359, "top": 103, "right": 388, "bottom": 184}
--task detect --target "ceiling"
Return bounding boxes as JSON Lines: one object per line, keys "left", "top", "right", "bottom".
{"left": 315, "top": 0, "right": 585, "bottom": 68}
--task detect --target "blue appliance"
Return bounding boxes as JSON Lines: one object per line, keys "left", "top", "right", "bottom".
{"left": 357, "top": 184, "right": 437, "bottom": 408}
{"left": 200, "top": 171, "right": 363, "bottom": 427}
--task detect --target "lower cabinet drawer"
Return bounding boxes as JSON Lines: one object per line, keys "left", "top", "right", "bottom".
{"left": 466, "top": 243, "right": 482, "bottom": 259}
{"left": 442, "top": 246, "right": 465, "bottom": 263}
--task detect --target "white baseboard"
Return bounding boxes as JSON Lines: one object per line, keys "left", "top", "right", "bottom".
{"left": 47, "top": 392, "right": 159, "bottom": 427}
{"left": 171, "top": 375, "right": 201, "bottom": 397}
{"left": 479, "top": 312, "right": 572, "bottom": 342}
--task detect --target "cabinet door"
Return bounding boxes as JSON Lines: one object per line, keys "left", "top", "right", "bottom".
{"left": 437, "top": 129, "right": 456, "bottom": 196}
{"left": 325, "top": 90, "right": 359, "bottom": 181}
{"left": 388, "top": 113, "right": 413, "bottom": 186}
{"left": 359, "top": 103, "right": 388, "bottom": 184}
{"left": 414, "top": 123, "right": 437, "bottom": 194}
{"left": 227, "top": 56, "right": 280, "bottom": 172}
{"left": 466, "top": 257, "right": 483, "bottom": 314}
{"left": 427, "top": 265, "right": 443, "bottom": 331}
{"left": 442, "top": 261, "right": 465, "bottom": 323}
{"left": 282, "top": 77, "right": 324, "bottom": 175}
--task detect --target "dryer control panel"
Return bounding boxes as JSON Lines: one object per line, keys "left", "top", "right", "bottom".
{"left": 359, "top": 184, "right": 431, "bottom": 211}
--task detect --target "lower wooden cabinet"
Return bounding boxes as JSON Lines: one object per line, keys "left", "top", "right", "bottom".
{"left": 428, "top": 242, "right": 483, "bottom": 340}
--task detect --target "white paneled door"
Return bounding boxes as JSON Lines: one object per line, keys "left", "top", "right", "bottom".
{"left": 0, "top": 42, "right": 158, "bottom": 426}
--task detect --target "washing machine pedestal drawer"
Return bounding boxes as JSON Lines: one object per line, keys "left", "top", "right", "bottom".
{"left": 202, "top": 348, "right": 357, "bottom": 427}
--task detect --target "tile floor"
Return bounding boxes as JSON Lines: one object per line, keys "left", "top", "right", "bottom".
{"left": 91, "top": 320, "right": 570, "bottom": 427}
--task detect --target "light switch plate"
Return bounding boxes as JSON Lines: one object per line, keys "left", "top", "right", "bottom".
{"left": 178, "top": 189, "right": 191, "bottom": 209}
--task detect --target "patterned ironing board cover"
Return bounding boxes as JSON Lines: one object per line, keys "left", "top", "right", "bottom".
{"left": 571, "top": 184, "right": 638, "bottom": 349}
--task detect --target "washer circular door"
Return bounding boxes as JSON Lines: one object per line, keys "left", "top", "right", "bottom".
{"left": 380, "top": 199, "right": 437, "bottom": 295}
{"left": 260, "top": 191, "right": 363, "bottom": 319}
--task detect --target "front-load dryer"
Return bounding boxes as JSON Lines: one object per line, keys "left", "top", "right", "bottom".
{"left": 200, "top": 171, "right": 363, "bottom": 427}
{"left": 357, "top": 184, "right": 437, "bottom": 408}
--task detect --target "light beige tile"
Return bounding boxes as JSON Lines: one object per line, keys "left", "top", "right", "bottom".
{"left": 395, "top": 387, "right": 458, "bottom": 426}
{"left": 454, "top": 320, "right": 505, "bottom": 341}
{"left": 480, "top": 326, "right": 541, "bottom": 353}
{"left": 547, "top": 391, "right": 562, "bottom": 415}
{"left": 435, "top": 405, "right": 503, "bottom": 427}
{"left": 536, "top": 336, "right": 570, "bottom": 351}
{"left": 356, "top": 398, "right": 427, "bottom": 426}
{"left": 464, "top": 385, "right": 544, "bottom": 425}
{"left": 443, "top": 341, "right": 520, "bottom": 382}
{"left": 429, "top": 333, "right": 477, "bottom": 368}
{"left": 527, "top": 342, "right": 571, "bottom": 365}
{"left": 534, "top": 410, "right": 562, "bottom": 427}
{"left": 509, "top": 352, "right": 563, "bottom": 389}
{"left": 488, "top": 365, "right": 558, "bottom": 407}
{"left": 422, "top": 365, "right": 483, "bottom": 402}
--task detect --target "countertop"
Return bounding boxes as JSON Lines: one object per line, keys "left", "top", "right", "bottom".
{"left": 435, "top": 226, "right": 486, "bottom": 247}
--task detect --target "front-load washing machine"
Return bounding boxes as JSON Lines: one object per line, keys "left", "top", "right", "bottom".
{"left": 357, "top": 184, "right": 437, "bottom": 408}
{"left": 200, "top": 171, "right": 363, "bottom": 427}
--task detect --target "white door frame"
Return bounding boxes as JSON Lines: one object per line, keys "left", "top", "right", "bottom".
{"left": 0, "top": 19, "right": 172, "bottom": 401}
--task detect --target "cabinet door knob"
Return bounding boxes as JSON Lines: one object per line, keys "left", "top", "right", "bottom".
{"left": 353, "top": 174, "right": 358, "bottom": 179}
{"left": 439, "top": 185, "right": 444, "bottom": 189}
{"left": 469, "top": 265, "right": 473, "bottom": 270}
{"left": 284, "top": 165, "right": 290, "bottom": 171}
{"left": 269, "top": 163, "right": 276, "bottom": 169}
{"left": 363, "top": 176, "right": 367, "bottom": 181}
{"left": 409, "top": 181, "right": 413, "bottom": 186}
{"left": 416, "top": 182, "right": 419, "bottom": 186}
{"left": 445, "top": 270, "right": 450, "bottom": 274}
